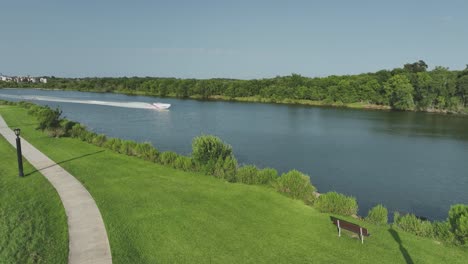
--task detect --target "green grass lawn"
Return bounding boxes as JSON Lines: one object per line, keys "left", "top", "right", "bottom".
{"left": 0, "top": 117, "right": 68, "bottom": 263}
{"left": 1, "top": 105, "right": 467, "bottom": 263}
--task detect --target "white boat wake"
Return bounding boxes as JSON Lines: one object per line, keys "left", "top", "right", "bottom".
{"left": 0, "top": 94, "right": 170, "bottom": 110}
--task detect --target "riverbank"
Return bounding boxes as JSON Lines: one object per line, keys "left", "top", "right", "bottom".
{"left": 3, "top": 87, "right": 467, "bottom": 115}
{"left": 1, "top": 105, "right": 467, "bottom": 263}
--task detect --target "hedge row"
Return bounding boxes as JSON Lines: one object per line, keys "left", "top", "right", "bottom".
{"left": 365, "top": 204, "right": 468, "bottom": 245}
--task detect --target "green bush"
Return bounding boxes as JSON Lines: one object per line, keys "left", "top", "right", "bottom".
{"left": 160, "top": 151, "right": 179, "bottom": 166}
{"left": 448, "top": 204, "right": 468, "bottom": 244}
{"left": 222, "top": 156, "right": 237, "bottom": 182}
{"left": 47, "top": 127, "right": 65, "bottom": 138}
{"left": 135, "top": 142, "right": 159, "bottom": 162}
{"left": 274, "top": 170, "right": 316, "bottom": 204}
{"left": 182, "top": 157, "right": 195, "bottom": 171}
{"left": 60, "top": 119, "right": 78, "bottom": 136}
{"left": 119, "top": 140, "right": 138, "bottom": 156}
{"left": 366, "top": 204, "right": 388, "bottom": 225}
{"left": 433, "top": 221, "right": 455, "bottom": 244}
{"left": 103, "top": 138, "right": 122, "bottom": 152}
{"left": 70, "top": 123, "right": 87, "bottom": 138}
{"left": 192, "top": 135, "right": 233, "bottom": 165}
{"left": 209, "top": 156, "right": 237, "bottom": 182}
{"left": 36, "top": 106, "right": 63, "bottom": 131}
{"left": 171, "top": 156, "right": 194, "bottom": 171}
{"left": 236, "top": 165, "right": 259, "bottom": 184}
{"left": 315, "top": 192, "right": 358, "bottom": 216}
{"left": 84, "top": 131, "right": 97, "bottom": 143}
{"left": 257, "top": 168, "right": 278, "bottom": 185}
{"left": 393, "top": 212, "right": 434, "bottom": 237}
{"left": 91, "top": 134, "right": 107, "bottom": 147}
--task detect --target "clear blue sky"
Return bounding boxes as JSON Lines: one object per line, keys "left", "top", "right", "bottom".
{"left": 1, "top": 0, "right": 467, "bottom": 79}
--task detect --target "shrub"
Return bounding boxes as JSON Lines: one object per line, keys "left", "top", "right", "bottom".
{"left": 257, "top": 168, "right": 278, "bottom": 185}
{"left": 274, "top": 170, "right": 316, "bottom": 204}
{"left": 91, "top": 134, "right": 107, "bottom": 147}
{"left": 60, "top": 119, "right": 78, "bottom": 136}
{"left": 119, "top": 140, "right": 138, "bottom": 156}
{"left": 236, "top": 165, "right": 259, "bottom": 184}
{"left": 160, "top": 151, "right": 179, "bottom": 166}
{"left": 84, "top": 131, "right": 97, "bottom": 143}
{"left": 69, "top": 124, "right": 85, "bottom": 138}
{"left": 448, "top": 204, "right": 468, "bottom": 244}
{"left": 192, "top": 135, "right": 233, "bottom": 165}
{"left": 433, "top": 221, "right": 456, "bottom": 244}
{"left": 173, "top": 156, "right": 186, "bottom": 169}
{"left": 222, "top": 156, "right": 237, "bottom": 182}
{"left": 36, "top": 106, "right": 63, "bottom": 130}
{"left": 209, "top": 156, "right": 238, "bottom": 182}
{"left": 135, "top": 142, "right": 159, "bottom": 162}
{"left": 103, "top": 138, "right": 122, "bottom": 152}
{"left": 366, "top": 204, "right": 388, "bottom": 225}
{"left": 393, "top": 212, "right": 434, "bottom": 237}
{"left": 213, "top": 157, "right": 226, "bottom": 179}
{"left": 47, "top": 127, "right": 65, "bottom": 138}
{"left": 315, "top": 192, "right": 358, "bottom": 216}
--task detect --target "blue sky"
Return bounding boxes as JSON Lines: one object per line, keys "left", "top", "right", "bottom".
{"left": 1, "top": 0, "right": 467, "bottom": 79}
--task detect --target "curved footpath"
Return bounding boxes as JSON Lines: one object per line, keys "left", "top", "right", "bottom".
{"left": 0, "top": 115, "right": 112, "bottom": 264}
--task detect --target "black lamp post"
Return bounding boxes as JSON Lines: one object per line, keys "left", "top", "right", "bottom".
{"left": 14, "top": 128, "right": 24, "bottom": 177}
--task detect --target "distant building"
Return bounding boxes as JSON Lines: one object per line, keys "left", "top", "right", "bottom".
{"left": 40, "top": 77, "right": 48, "bottom": 84}
{"left": 0, "top": 76, "right": 7, "bottom": 81}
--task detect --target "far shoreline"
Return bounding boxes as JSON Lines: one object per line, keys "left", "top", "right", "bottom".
{"left": 1, "top": 86, "right": 467, "bottom": 116}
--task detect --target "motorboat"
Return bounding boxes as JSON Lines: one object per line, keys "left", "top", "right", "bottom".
{"left": 151, "top": 102, "right": 171, "bottom": 109}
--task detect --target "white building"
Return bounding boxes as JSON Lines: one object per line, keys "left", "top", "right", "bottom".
{"left": 40, "top": 77, "right": 48, "bottom": 84}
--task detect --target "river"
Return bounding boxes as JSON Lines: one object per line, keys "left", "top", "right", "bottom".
{"left": 1, "top": 88, "right": 467, "bottom": 220}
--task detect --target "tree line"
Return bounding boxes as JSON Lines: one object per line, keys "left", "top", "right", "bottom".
{"left": 2, "top": 61, "right": 467, "bottom": 112}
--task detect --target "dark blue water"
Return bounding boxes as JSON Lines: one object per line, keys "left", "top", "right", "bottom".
{"left": 1, "top": 88, "right": 467, "bottom": 220}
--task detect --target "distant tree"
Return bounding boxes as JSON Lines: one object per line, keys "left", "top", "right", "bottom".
{"left": 414, "top": 72, "right": 434, "bottom": 109}
{"left": 384, "top": 75, "right": 415, "bottom": 110}
{"left": 404, "top": 60, "right": 428, "bottom": 73}
{"left": 457, "top": 75, "right": 468, "bottom": 107}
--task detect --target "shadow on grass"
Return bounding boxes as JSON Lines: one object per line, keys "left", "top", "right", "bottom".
{"left": 389, "top": 228, "right": 414, "bottom": 264}
{"left": 25, "top": 150, "right": 105, "bottom": 176}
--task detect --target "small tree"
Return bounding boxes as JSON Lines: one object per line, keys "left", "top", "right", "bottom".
{"left": 383, "top": 75, "right": 415, "bottom": 110}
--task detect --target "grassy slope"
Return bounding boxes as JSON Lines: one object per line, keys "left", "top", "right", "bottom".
{"left": 0, "top": 108, "right": 68, "bottom": 263}
{"left": 1, "top": 106, "right": 467, "bottom": 264}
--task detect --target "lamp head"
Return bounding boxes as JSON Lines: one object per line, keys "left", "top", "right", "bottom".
{"left": 14, "top": 128, "right": 21, "bottom": 137}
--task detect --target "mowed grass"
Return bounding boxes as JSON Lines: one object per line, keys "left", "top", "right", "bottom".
{"left": 0, "top": 123, "right": 68, "bottom": 262}
{"left": 1, "top": 106, "right": 467, "bottom": 263}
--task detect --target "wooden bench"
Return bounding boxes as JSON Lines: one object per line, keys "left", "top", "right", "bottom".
{"left": 330, "top": 216, "right": 370, "bottom": 244}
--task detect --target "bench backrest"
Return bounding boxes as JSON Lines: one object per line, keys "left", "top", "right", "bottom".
{"left": 331, "top": 217, "right": 369, "bottom": 236}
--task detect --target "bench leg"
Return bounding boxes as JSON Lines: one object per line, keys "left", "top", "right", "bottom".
{"left": 360, "top": 228, "right": 364, "bottom": 244}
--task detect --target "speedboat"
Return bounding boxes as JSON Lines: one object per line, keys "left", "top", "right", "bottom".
{"left": 151, "top": 102, "right": 171, "bottom": 109}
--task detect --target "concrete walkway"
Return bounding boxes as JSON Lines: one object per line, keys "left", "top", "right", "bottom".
{"left": 0, "top": 115, "right": 112, "bottom": 264}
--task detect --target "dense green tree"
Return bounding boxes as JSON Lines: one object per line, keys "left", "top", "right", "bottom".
{"left": 1, "top": 62, "right": 465, "bottom": 112}
{"left": 457, "top": 75, "right": 468, "bottom": 107}
{"left": 384, "top": 75, "right": 415, "bottom": 110}
{"left": 404, "top": 60, "right": 428, "bottom": 73}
